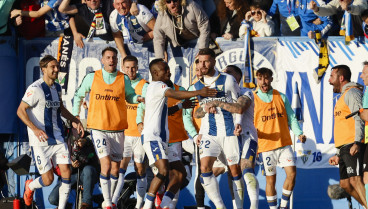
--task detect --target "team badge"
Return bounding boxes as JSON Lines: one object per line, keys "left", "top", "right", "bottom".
{"left": 298, "top": 150, "right": 311, "bottom": 164}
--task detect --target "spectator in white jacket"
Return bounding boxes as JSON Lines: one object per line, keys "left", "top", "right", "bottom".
{"left": 239, "top": 3, "right": 274, "bottom": 38}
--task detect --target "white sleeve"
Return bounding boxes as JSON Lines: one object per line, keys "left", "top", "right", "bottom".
{"left": 138, "top": 4, "right": 154, "bottom": 25}
{"left": 22, "top": 85, "right": 40, "bottom": 107}
{"left": 155, "top": 82, "right": 170, "bottom": 98}
{"left": 109, "top": 10, "right": 120, "bottom": 33}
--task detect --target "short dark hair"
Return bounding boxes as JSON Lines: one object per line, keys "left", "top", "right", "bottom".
{"left": 102, "top": 46, "right": 118, "bottom": 57}
{"left": 149, "top": 58, "right": 165, "bottom": 72}
{"left": 39, "top": 55, "right": 57, "bottom": 69}
{"left": 123, "top": 55, "right": 138, "bottom": 64}
{"left": 250, "top": 3, "right": 262, "bottom": 10}
{"left": 361, "top": 9, "right": 368, "bottom": 20}
{"left": 198, "top": 48, "right": 216, "bottom": 58}
{"left": 226, "top": 65, "right": 242, "bottom": 77}
{"left": 256, "top": 67, "right": 273, "bottom": 77}
{"left": 363, "top": 61, "right": 368, "bottom": 66}
{"left": 332, "top": 65, "right": 351, "bottom": 82}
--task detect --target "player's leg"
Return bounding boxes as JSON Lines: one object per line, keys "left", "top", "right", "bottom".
{"left": 261, "top": 151, "right": 278, "bottom": 209}
{"left": 363, "top": 144, "right": 368, "bottom": 204}
{"left": 133, "top": 136, "right": 148, "bottom": 209}
{"left": 240, "top": 137, "right": 259, "bottom": 209}
{"left": 111, "top": 136, "right": 132, "bottom": 205}
{"left": 194, "top": 144, "right": 206, "bottom": 209}
{"left": 278, "top": 146, "right": 296, "bottom": 209}
{"left": 142, "top": 140, "right": 169, "bottom": 209}
{"left": 54, "top": 143, "right": 72, "bottom": 209}
{"left": 224, "top": 136, "right": 243, "bottom": 209}
{"left": 161, "top": 142, "right": 186, "bottom": 209}
{"left": 200, "top": 135, "right": 225, "bottom": 209}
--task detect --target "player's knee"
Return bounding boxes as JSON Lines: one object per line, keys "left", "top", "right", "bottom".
{"left": 200, "top": 164, "right": 212, "bottom": 174}
{"left": 340, "top": 180, "right": 350, "bottom": 190}
{"left": 156, "top": 172, "right": 168, "bottom": 181}
{"left": 349, "top": 176, "right": 361, "bottom": 186}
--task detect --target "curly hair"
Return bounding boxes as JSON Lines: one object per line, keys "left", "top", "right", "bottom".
{"left": 217, "top": 0, "right": 249, "bottom": 24}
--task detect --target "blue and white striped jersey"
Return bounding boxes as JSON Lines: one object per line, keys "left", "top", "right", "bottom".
{"left": 141, "top": 81, "right": 170, "bottom": 143}
{"left": 22, "top": 78, "right": 65, "bottom": 146}
{"left": 42, "top": 0, "right": 69, "bottom": 32}
{"left": 194, "top": 71, "right": 240, "bottom": 137}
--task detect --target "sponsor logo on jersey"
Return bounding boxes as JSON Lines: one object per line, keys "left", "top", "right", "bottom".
{"left": 261, "top": 112, "right": 284, "bottom": 122}
{"left": 45, "top": 100, "right": 61, "bottom": 108}
{"left": 127, "top": 104, "right": 138, "bottom": 110}
{"left": 95, "top": 94, "right": 120, "bottom": 101}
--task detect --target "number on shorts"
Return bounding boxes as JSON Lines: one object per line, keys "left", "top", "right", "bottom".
{"left": 265, "top": 157, "right": 271, "bottom": 166}
{"left": 200, "top": 140, "right": 210, "bottom": 148}
{"left": 96, "top": 139, "right": 106, "bottom": 148}
{"left": 36, "top": 156, "right": 41, "bottom": 165}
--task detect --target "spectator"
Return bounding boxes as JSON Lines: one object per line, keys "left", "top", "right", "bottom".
{"left": 11, "top": 0, "right": 73, "bottom": 37}
{"left": 310, "top": 0, "right": 367, "bottom": 37}
{"left": 0, "top": 0, "right": 16, "bottom": 35}
{"left": 109, "top": 0, "right": 156, "bottom": 56}
{"left": 153, "top": 0, "right": 210, "bottom": 60}
{"left": 361, "top": 9, "right": 368, "bottom": 38}
{"left": 268, "top": 0, "right": 301, "bottom": 36}
{"left": 49, "top": 134, "right": 99, "bottom": 209}
{"left": 239, "top": 3, "right": 274, "bottom": 37}
{"left": 297, "top": 0, "right": 334, "bottom": 39}
{"left": 210, "top": 0, "right": 250, "bottom": 40}
{"left": 58, "top": 0, "right": 119, "bottom": 54}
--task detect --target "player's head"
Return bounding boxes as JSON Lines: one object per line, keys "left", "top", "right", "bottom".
{"left": 224, "top": 65, "right": 242, "bottom": 84}
{"left": 123, "top": 55, "right": 138, "bottom": 80}
{"left": 113, "top": 0, "right": 132, "bottom": 16}
{"left": 149, "top": 59, "right": 171, "bottom": 82}
{"left": 39, "top": 55, "right": 59, "bottom": 81}
{"left": 329, "top": 65, "right": 351, "bottom": 93}
{"left": 197, "top": 48, "right": 216, "bottom": 76}
{"left": 256, "top": 67, "right": 273, "bottom": 93}
{"left": 101, "top": 47, "right": 118, "bottom": 73}
{"left": 86, "top": 0, "right": 101, "bottom": 10}
{"left": 360, "top": 61, "right": 368, "bottom": 86}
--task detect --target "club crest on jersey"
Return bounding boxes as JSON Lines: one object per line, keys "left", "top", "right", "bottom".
{"left": 216, "top": 85, "right": 224, "bottom": 91}
{"left": 298, "top": 150, "right": 311, "bottom": 164}
{"left": 45, "top": 100, "right": 60, "bottom": 108}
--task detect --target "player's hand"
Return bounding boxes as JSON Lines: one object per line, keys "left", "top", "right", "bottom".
{"left": 74, "top": 32, "right": 85, "bottom": 48}
{"left": 130, "top": 2, "right": 139, "bottom": 16}
{"left": 329, "top": 155, "right": 339, "bottom": 165}
{"left": 14, "top": 16, "right": 22, "bottom": 26}
{"left": 234, "top": 124, "right": 242, "bottom": 136}
{"left": 72, "top": 120, "right": 84, "bottom": 138}
{"left": 10, "top": 9, "right": 21, "bottom": 19}
{"left": 312, "top": 18, "right": 322, "bottom": 25}
{"left": 195, "top": 134, "right": 202, "bottom": 147}
{"left": 72, "top": 160, "right": 80, "bottom": 168}
{"left": 33, "top": 128, "right": 48, "bottom": 142}
{"left": 298, "top": 134, "right": 306, "bottom": 143}
{"left": 180, "top": 99, "right": 197, "bottom": 109}
{"left": 222, "top": 33, "right": 233, "bottom": 40}
{"left": 350, "top": 143, "right": 359, "bottom": 156}
{"left": 309, "top": 1, "right": 318, "bottom": 12}
{"left": 204, "top": 102, "right": 217, "bottom": 114}
{"left": 198, "top": 87, "right": 217, "bottom": 97}
{"left": 137, "top": 96, "right": 145, "bottom": 103}
{"left": 137, "top": 122, "right": 144, "bottom": 134}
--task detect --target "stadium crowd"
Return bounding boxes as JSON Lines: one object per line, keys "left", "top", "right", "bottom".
{"left": 2, "top": 0, "right": 368, "bottom": 209}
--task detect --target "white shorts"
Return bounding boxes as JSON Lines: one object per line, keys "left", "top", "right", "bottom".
{"left": 143, "top": 140, "right": 168, "bottom": 166}
{"left": 261, "top": 145, "right": 295, "bottom": 176}
{"left": 31, "top": 143, "right": 70, "bottom": 175}
{"left": 240, "top": 135, "right": 258, "bottom": 164}
{"left": 123, "top": 136, "right": 145, "bottom": 163}
{"left": 213, "top": 152, "right": 228, "bottom": 170}
{"left": 168, "top": 142, "right": 182, "bottom": 163}
{"left": 90, "top": 130, "right": 124, "bottom": 162}
{"left": 199, "top": 134, "right": 240, "bottom": 166}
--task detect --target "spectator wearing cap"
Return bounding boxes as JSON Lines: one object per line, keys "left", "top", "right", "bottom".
{"left": 153, "top": 0, "right": 210, "bottom": 60}
{"left": 268, "top": 0, "right": 301, "bottom": 36}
